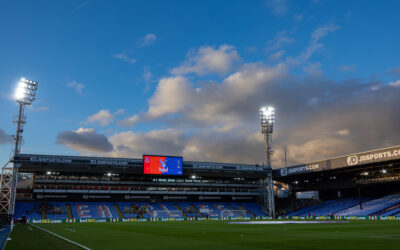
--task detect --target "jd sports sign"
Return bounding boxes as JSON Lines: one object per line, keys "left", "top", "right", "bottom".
{"left": 274, "top": 145, "right": 400, "bottom": 178}
{"left": 346, "top": 148, "right": 400, "bottom": 166}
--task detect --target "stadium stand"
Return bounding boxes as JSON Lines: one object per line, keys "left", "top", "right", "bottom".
{"left": 14, "top": 202, "right": 42, "bottom": 220}
{"left": 286, "top": 198, "right": 370, "bottom": 216}
{"left": 15, "top": 201, "right": 266, "bottom": 219}
{"left": 69, "top": 202, "right": 120, "bottom": 219}
{"left": 284, "top": 194, "right": 400, "bottom": 217}
{"left": 335, "top": 194, "right": 400, "bottom": 216}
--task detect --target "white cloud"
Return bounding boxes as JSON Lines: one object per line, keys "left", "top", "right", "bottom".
{"left": 117, "top": 115, "right": 140, "bottom": 128}
{"left": 170, "top": 45, "right": 241, "bottom": 76}
{"left": 266, "top": 31, "right": 294, "bottom": 52}
{"left": 269, "top": 50, "right": 285, "bottom": 61}
{"left": 147, "top": 76, "right": 193, "bottom": 117}
{"left": 336, "top": 129, "right": 350, "bottom": 136}
{"left": 266, "top": 0, "right": 289, "bottom": 16}
{"left": 112, "top": 53, "right": 136, "bottom": 64}
{"left": 142, "top": 67, "right": 154, "bottom": 93}
{"left": 389, "top": 80, "right": 400, "bottom": 87}
{"left": 67, "top": 81, "right": 85, "bottom": 95}
{"left": 297, "top": 23, "right": 339, "bottom": 62}
{"left": 86, "top": 109, "right": 124, "bottom": 126}
{"left": 138, "top": 33, "right": 157, "bottom": 47}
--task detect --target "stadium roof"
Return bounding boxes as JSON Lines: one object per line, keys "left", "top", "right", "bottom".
{"left": 274, "top": 145, "right": 400, "bottom": 179}
{"left": 13, "top": 154, "right": 268, "bottom": 178}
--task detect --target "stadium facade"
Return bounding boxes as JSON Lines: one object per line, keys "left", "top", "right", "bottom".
{"left": 10, "top": 145, "right": 400, "bottom": 221}
{"left": 273, "top": 145, "right": 400, "bottom": 217}
{"left": 13, "top": 154, "right": 271, "bottom": 221}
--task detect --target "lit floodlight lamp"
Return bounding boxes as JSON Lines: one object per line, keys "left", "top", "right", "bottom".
{"left": 260, "top": 106, "right": 275, "bottom": 125}
{"left": 14, "top": 77, "right": 38, "bottom": 105}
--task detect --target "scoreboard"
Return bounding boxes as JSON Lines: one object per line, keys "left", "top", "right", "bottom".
{"left": 143, "top": 155, "right": 183, "bottom": 175}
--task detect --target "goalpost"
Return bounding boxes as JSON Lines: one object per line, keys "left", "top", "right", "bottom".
{"left": 151, "top": 210, "right": 183, "bottom": 218}
{"left": 220, "top": 210, "right": 247, "bottom": 218}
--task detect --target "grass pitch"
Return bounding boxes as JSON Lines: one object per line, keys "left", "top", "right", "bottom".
{"left": 5, "top": 220, "right": 400, "bottom": 250}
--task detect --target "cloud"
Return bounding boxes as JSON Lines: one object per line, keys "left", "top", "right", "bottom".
{"left": 339, "top": 65, "right": 356, "bottom": 72}
{"left": 303, "top": 62, "right": 322, "bottom": 75}
{"left": 295, "top": 23, "right": 339, "bottom": 63}
{"left": 117, "top": 115, "right": 140, "bottom": 128}
{"left": 138, "top": 33, "right": 157, "bottom": 47}
{"left": 61, "top": 66, "right": 400, "bottom": 167}
{"left": 57, "top": 128, "right": 113, "bottom": 153}
{"left": 142, "top": 67, "right": 154, "bottom": 93}
{"left": 388, "top": 67, "right": 400, "bottom": 78}
{"left": 389, "top": 80, "right": 400, "bottom": 87}
{"left": 58, "top": 42, "right": 400, "bottom": 168}
{"left": 269, "top": 50, "right": 285, "bottom": 61}
{"left": 0, "top": 129, "right": 13, "bottom": 144}
{"left": 266, "top": 31, "right": 294, "bottom": 52}
{"left": 86, "top": 109, "right": 124, "bottom": 126}
{"left": 147, "top": 76, "right": 193, "bottom": 117}
{"left": 67, "top": 81, "right": 85, "bottom": 95}
{"left": 112, "top": 53, "right": 137, "bottom": 64}
{"left": 68, "top": 0, "right": 91, "bottom": 15}
{"left": 140, "top": 56, "right": 400, "bottom": 166}
{"left": 170, "top": 45, "right": 241, "bottom": 76}
{"left": 108, "top": 129, "right": 186, "bottom": 157}
{"left": 29, "top": 106, "right": 49, "bottom": 112}
{"left": 266, "top": 0, "right": 289, "bottom": 16}
{"left": 293, "top": 13, "right": 303, "bottom": 22}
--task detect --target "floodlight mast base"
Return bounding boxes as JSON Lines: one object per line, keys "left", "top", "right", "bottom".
{"left": 0, "top": 102, "right": 25, "bottom": 221}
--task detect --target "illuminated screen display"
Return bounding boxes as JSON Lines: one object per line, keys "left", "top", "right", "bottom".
{"left": 143, "top": 155, "right": 183, "bottom": 175}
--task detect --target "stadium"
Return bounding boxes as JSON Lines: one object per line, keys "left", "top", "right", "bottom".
{"left": 1, "top": 145, "right": 399, "bottom": 249}
{"left": 2, "top": 1, "right": 400, "bottom": 250}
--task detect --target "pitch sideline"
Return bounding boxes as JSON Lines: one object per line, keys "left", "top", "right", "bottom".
{"left": 28, "top": 223, "right": 91, "bottom": 250}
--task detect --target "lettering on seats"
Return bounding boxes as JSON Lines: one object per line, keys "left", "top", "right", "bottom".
{"left": 76, "top": 204, "right": 91, "bottom": 218}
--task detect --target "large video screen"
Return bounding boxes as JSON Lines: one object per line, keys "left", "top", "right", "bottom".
{"left": 143, "top": 155, "right": 183, "bottom": 175}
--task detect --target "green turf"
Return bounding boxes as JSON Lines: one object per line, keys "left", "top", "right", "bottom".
{"left": 5, "top": 220, "right": 400, "bottom": 250}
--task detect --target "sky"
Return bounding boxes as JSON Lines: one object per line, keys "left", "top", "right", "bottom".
{"left": 0, "top": 0, "right": 399, "bottom": 168}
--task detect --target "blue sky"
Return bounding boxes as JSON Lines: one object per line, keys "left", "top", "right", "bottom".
{"left": 0, "top": 0, "right": 399, "bottom": 167}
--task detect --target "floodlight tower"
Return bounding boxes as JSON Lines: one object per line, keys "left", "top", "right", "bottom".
{"left": 260, "top": 106, "right": 276, "bottom": 218}
{"left": 0, "top": 78, "right": 38, "bottom": 222}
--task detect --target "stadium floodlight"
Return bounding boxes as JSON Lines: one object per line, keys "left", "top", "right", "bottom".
{"left": 191, "top": 175, "right": 196, "bottom": 179}
{"left": 14, "top": 77, "right": 38, "bottom": 105}
{"left": 382, "top": 169, "right": 387, "bottom": 174}
{"left": 260, "top": 106, "right": 275, "bottom": 127}
{"left": 107, "top": 172, "right": 112, "bottom": 177}
{"left": 0, "top": 77, "right": 39, "bottom": 226}
{"left": 46, "top": 171, "right": 52, "bottom": 175}
{"left": 259, "top": 105, "right": 276, "bottom": 218}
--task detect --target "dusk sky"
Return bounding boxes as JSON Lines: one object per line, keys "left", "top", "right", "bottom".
{"left": 0, "top": 0, "right": 399, "bottom": 168}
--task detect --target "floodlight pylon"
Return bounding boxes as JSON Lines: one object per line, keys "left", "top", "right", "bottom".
{"left": 0, "top": 78, "right": 38, "bottom": 226}
{"left": 260, "top": 106, "right": 276, "bottom": 218}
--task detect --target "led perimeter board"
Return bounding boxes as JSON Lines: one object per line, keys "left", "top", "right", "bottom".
{"left": 143, "top": 155, "right": 183, "bottom": 175}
